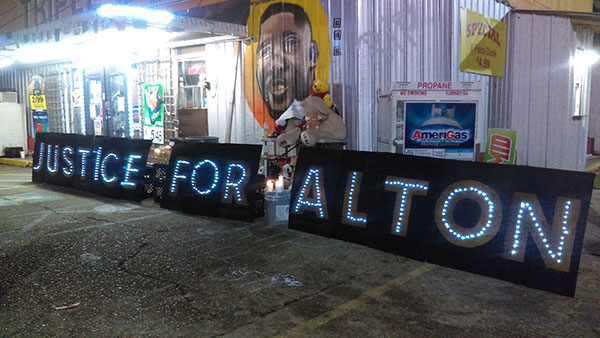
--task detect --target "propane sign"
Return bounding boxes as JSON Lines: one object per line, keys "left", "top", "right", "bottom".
{"left": 404, "top": 102, "right": 476, "bottom": 160}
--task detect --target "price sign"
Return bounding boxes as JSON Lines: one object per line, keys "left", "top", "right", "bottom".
{"left": 29, "top": 95, "right": 47, "bottom": 111}
{"left": 144, "top": 126, "right": 164, "bottom": 144}
{"left": 459, "top": 7, "right": 506, "bottom": 77}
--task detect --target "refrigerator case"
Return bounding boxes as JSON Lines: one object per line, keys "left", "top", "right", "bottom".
{"left": 0, "top": 102, "right": 27, "bottom": 157}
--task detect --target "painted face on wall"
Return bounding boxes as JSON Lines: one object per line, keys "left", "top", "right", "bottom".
{"left": 256, "top": 9, "right": 317, "bottom": 120}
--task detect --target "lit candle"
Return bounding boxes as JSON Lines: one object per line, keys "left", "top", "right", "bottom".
{"left": 266, "top": 180, "right": 274, "bottom": 193}
{"left": 275, "top": 175, "right": 284, "bottom": 192}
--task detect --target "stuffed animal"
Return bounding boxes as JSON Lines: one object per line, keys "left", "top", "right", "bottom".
{"left": 309, "top": 79, "right": 332, "bottom": 108}
{"left": 270, "top": 99, "right": 305, "bottom": 136}
{"left": 277, "top": 96, "right": 346, "bottom": 148}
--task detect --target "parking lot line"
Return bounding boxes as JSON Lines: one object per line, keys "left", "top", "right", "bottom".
{"left": 280, "top": 263, "right": 436, "bottom": 337}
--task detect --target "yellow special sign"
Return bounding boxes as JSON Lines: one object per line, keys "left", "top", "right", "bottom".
{"left": 29, "top": 95, "right": 47, "bottom": 111}
{"left": 459, "top": 7, "right": 507, "bottom": 77}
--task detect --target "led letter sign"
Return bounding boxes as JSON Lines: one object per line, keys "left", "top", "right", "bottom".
{"left": 289, "top": 148, "right": 594, "bottom": 297}
{"left": 32, "top": 133, "right": 151, "bottom": 201}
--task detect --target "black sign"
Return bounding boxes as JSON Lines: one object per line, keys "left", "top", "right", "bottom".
{"left": 161, "top": 142, "right": 262, "bottom": 222}
{"left": 289, "top": 148, "right": 594, "bottom": 297}
{"left": 32, "top": 133, "right": 95, "bottom": 191}
{"left": 32, "top": 133, "right": 151, "bottom": 201}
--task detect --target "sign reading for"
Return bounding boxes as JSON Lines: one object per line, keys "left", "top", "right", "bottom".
{"left": 459, "top": 7, "right": 507, "bottom": 77}
{"left": 29, "top": 95, "right": 47, "bottom": 111}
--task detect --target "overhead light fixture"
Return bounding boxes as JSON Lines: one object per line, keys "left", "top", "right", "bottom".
{"left": 11, "top": 27, "right": 178, "bottom": 64}
{"left": 573, "top": 49, "right": 600, "bottom": 68}
{"left": 97, "top": 4, "right": 175, "bottom": 25}
{"left": 0, "top": 58, "right": 14, "bottom": 69}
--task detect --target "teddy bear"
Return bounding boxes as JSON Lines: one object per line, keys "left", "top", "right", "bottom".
{"left": 309, "top": 79, "right": 332, "bottom": 108}
{"left": 276, "top": 96, "right": 346, "bottom": 148}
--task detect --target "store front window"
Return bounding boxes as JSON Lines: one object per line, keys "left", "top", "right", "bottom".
{"left": 178, "top": 60, "right": 207, "bottom": 109}
{"left": 83, "top": 67, "right": 129, "bottom": 138}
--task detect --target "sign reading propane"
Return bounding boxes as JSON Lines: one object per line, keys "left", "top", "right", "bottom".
{"left": 289, "top": 148, "right": 593, "bottom": 297}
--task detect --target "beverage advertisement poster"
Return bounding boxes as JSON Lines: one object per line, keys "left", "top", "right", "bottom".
{"left": 143, "top": 83, "right": 165, "bottom": 144}
{"left": 32, "top": 110, "right": 48, "bottom": 136}
{"left": 403, "top": 102, "right": 476, "bottom": 161}
{"left": 484, "top": 128, "right": 517, "bottom": 164}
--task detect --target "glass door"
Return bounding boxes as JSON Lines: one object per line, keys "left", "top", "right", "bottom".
{"left": 106, "top": 73, "right": 128, "bottom": 138}
{"left": 84, "top": 69, "right": 104, "bottom": 136}
{"left": 83, "top": 67, "right": 129, "bottom": 137}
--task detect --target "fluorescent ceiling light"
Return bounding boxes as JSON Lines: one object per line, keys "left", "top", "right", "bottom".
{"left": 10, "top": 27, "right": 179, "bottom": 64}
{"left": 0, "top": 58, "right": 14, "bottom": 69}
{"left": 573, "top": 49, "right": 600, "bottom": 68}
{"left": 97, "top": 4, "right": 175, "bottom": 24}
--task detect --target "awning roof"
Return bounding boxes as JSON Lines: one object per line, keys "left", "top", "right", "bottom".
{"left": 511, "top": 9, "right": 600, "bottom": 32}
{"left": 0, "top": 9, "right": 247, "bottom": 67}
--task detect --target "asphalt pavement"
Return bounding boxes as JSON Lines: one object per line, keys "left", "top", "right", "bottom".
{"left": 0, "top": 164, "right": 599, "bottom": 337}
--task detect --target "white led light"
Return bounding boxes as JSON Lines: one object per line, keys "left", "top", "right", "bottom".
{"left": 100, "top": 152, "right": 119, "bottom": 184}
{"left": 46, "top": 144, "right": 59, "bottom": 175}
{"left": 121, "top": 154, "right": 142, "bottom": 188}
{"left": 344, "top": 171, "right": 367, "bottom": 225}
{"left": 81, "top": 104, "right": 86, "bottom": 135}
{"left": 62, "top": 146, "right": 74, "bottom": 177}
{"left": 510, "top": 200, "right": 573, "bottom": 266}
{"left": 93, "top": 147, "right": 103, "bottom": 181}
{"left": 293, "top": 167, "right": 327, "bottom": 218}
{"left": 385, "top": 179, "right": 429, "bottom": 235}
{"left": 170, "top": 159, "right": 190, "bottom": 194}
{"left": 223, "top": 163, "right": 248, "bottom": 203}
{"left": 440, "top": 186, "right": 496, "bottom": 241}
{"left": 435, "top": 181, "right": 502, "bottom": 248}
{"left": 33, "top": 142, "right": 46, "bottom": 171}
{"left": 78, "top": 148, "right": 91, "bottom": 179}
{"left": 97, "top": 4, "right": 175, "bottom": 24}
{"left": 191, "top": 159, "right": 219, "bottom": 195}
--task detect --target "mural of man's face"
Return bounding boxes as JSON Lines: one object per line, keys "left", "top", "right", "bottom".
{"left": 256, "top": 11, "right": 317, "bottom": 120}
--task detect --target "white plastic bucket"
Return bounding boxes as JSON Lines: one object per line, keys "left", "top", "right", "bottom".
{"left": 264, "top": 190, "right": 291, "bottom": 226}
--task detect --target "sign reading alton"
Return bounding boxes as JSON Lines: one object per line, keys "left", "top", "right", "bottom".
{"left": 289, "top": 148, "right": 593, "bottom": 297}
{"left": 459, "top": 7, "right": 507, "bottom": 77}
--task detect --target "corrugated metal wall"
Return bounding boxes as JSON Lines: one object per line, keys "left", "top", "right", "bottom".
{"left": 489, "top": 12, "right": 594, "bottom": 171}
{"left": 0, "top": 63, "right": 71, "bottom": 135}
{"left": 323, "top": 0, "right": 510, "bottom": 150}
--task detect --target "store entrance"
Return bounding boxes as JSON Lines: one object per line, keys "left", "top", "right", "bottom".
{"left": 83, "top": 66, "right": 129, "bottom": 138}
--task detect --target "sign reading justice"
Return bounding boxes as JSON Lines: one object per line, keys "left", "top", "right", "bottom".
{"left": 32, "top": 133, "right": 152, "bottom": 201}
{"left": 289, "top": 148, "right": 593, "bottom": 297}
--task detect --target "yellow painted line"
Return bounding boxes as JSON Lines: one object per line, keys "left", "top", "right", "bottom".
{"left": 0, "top": 180, "right": 29, "bottom": 182}
{"left": 0, "top": 158, "right": 32, "bottom": 167}
{"left": 0, "top": 185, "right": 28, "bottom": 190}
{"left": 0, "top": 174, "right": 32, "bottom": 176}
{"left": 279, "top": 263, "right": 436, "bottom": 337}
{"left": 0, "top": 196, "right": 43, "bottom": 206}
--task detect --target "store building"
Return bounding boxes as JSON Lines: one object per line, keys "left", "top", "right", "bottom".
{"left": 489, "top": 9, "right": 599, "bottom": 171}
{"left": 0, "top": 1, "right": 248, "bottom": 148}
{"left": 1, "top": 0, "right": 598, "bottom": 173}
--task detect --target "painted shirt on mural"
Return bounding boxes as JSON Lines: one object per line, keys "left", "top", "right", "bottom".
{"left": 245, "top": 0, "right": 330, "bottom": 131}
